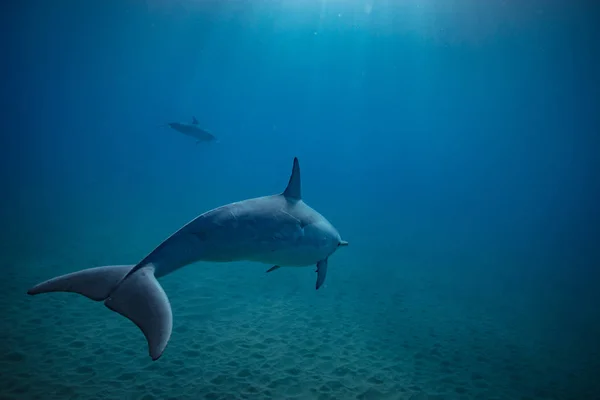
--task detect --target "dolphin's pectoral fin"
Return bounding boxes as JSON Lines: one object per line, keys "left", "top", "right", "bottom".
{"left": 315, "top": 258, "right": 328, "bottom": 290}
{"left": 266, "top": 265, "right": 281, "bottom": 273}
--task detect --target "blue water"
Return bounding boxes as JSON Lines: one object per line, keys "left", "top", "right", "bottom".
{"left": 2, "top": 1, "right": 599, "bottom": 399}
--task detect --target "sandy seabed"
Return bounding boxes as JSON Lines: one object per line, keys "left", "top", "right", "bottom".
{"left": 0, "top": 258, "right": 596, "bottom": 400}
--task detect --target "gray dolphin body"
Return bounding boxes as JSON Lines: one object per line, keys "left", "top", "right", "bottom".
{"left": 27, "top": 157, "right": 347, "bottom": 361}
{"left": 168, "top": 117, "right": 217, "bottom": 143}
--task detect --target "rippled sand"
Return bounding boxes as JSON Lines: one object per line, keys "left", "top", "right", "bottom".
{"left": 0, "top": 260, "right": 595, "bottom": 400}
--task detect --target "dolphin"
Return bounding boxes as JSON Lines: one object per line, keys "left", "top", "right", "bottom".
{"left": 27, "top": 157, "right": 348, "bottom": 361}
{"left": 167, "top": 116, "right": 217, "bottom": 143}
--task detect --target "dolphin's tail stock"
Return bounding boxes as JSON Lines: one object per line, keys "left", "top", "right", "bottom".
{"left": 27, "top": 264, "right": 172, "bottom": 361}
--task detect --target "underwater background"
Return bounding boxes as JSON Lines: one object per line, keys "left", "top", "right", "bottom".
{"left": 1, "top": 0, "right": 599, "bottom": 399}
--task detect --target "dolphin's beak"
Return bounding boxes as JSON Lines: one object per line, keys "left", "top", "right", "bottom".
{"left": 339, "top": 240, "right": 349, "bottom": 247}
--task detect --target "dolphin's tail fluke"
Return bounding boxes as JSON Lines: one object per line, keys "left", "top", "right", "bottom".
{"left": 27, "top": 264, "right": 172, "bottom": 361}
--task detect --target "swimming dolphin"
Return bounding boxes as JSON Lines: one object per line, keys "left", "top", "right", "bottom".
{"left": 167, "top": 116, "right": 217, "bottom": 143}
{"left": 27, "top": 157, "right": 348, "bottom": 361}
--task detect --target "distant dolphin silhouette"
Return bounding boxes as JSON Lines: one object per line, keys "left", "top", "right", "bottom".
{"left": 27, "top": 157, "right": 348, "bottom": 361}
{"left": 167, "top": 116, "right": 217, "bottom": 143}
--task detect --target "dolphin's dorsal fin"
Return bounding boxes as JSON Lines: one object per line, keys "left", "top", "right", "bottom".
{"left": 192, "top": 117, "right": 198, "bottom": 125}
{"left": 283, "top": 157, "right": 301, "bottom": 200}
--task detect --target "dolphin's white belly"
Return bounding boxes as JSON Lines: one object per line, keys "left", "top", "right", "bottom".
{"left": 244, "top": 239, "right": 330, "bottom": 267}
{"left": 196, "top": 216, "right": 332, "bottom": 267}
